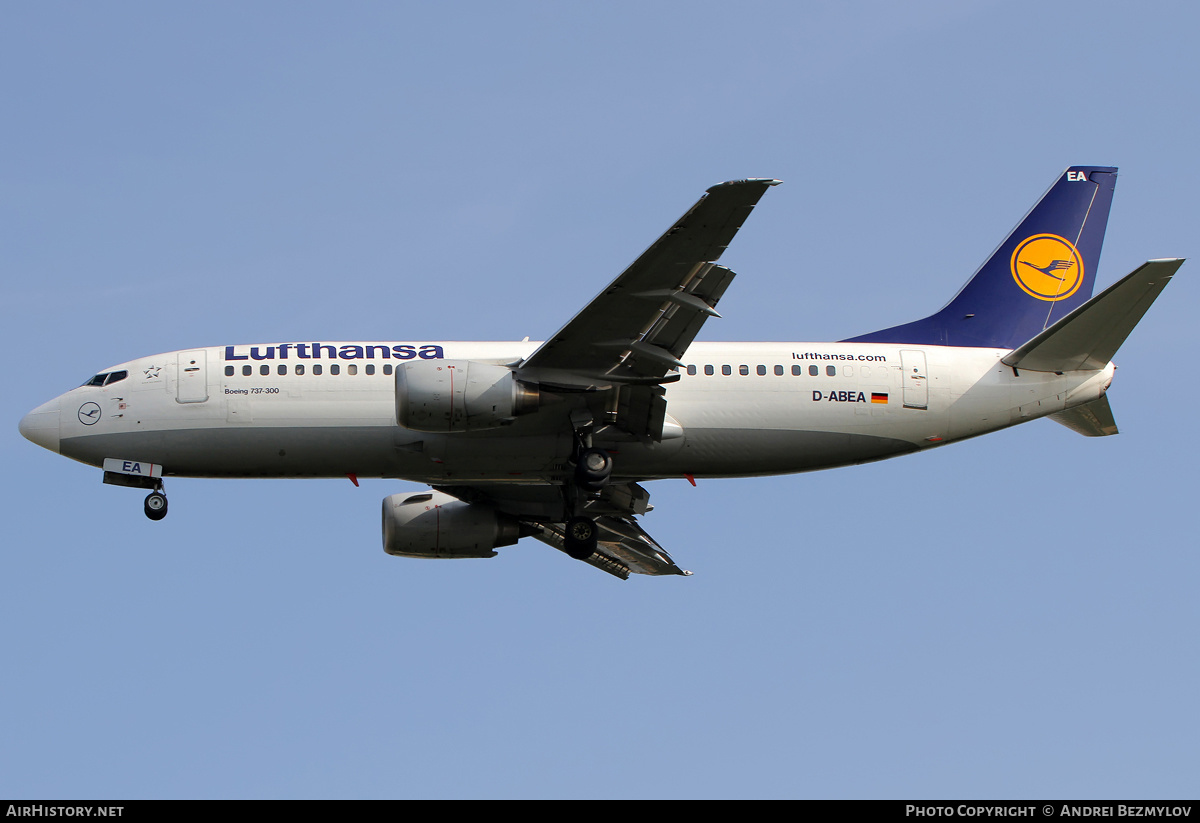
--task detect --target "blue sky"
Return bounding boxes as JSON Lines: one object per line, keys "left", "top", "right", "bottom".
{"left": 3, "top": 1, "right": 1198, "bottom": 799}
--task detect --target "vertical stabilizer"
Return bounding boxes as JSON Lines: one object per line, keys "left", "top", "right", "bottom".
{"left": 845, "top": 166, "right": 1117, "bottom": 349}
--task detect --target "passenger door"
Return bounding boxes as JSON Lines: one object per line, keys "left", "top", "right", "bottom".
{"left": 176, "top": 350, "right": 209, "bottom": 403}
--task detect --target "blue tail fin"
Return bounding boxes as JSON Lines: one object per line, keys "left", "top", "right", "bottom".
{"left": 844, "top": 166, "right": 1118, "bottom": 349}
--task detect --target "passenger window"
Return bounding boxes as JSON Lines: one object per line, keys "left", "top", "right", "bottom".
{"left": 826, "top": 366, "right": 836, "bottom": 377}
{"left": 809, "top": 365, "right": 819, "bottom": 376}
{"left": 774, "top": 365, "right": 783, "bottom": 376}
{"left": 383, "top": 364, "right": 393, "bottom": 375}
{"left": 704, "top": 365, "right": 714, "bottom": 376}
{"left": 366, "top": 364, "right": 375, "bottom": 376}
{"left": 242, "top": 365, "right": 252, "bottom": 376}
{"left": 792, "top": 365, "right": 801, "bottom": 376}
{"left": 278, "top": 365, "right": 287, "bottom": 375}
{"left": 330, "top": 364, "right": 340, "bottom": 375}
{"left": 739, "top": 365, "right": 749, "bottom": 376}
{"left": 721, "top": 365, "right": 731, "bottom": 376}
{"left": 225, "top": 366, "right": 234, "bottom": 377}
{"left": 348, "top": 364, "right": 357, "bottom": 375}
{"left": 686, "top": 365, "right": 696, "bottom": 376}
{"left": 295, "top": 364, "right": 305, "bottom": 375}
{"left": 313, "top": 364, "right": 323, "bottom": 375}
{"left": 757, "top": 365, "right": 766, "bottom": 376}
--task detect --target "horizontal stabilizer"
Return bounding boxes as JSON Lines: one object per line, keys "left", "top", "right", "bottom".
{"left": 1003, "top": 259, "right": 1184, "bottom": 372}
{"left": 1047, "top": 395, "right": 1119, "bottom": 437}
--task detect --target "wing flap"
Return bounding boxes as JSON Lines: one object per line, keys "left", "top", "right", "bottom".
{"left": 615, "top": 384, "right": 668, "bottom": 441}
{"left": 639, "top": 263, "right": 738, "bottom": 363}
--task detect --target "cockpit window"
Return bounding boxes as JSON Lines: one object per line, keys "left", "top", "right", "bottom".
{"left": 82, "top": 370, "right": 128, "bottom": 388}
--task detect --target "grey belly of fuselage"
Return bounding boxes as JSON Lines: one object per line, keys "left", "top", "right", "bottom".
{"left": 635, "top": 427, "right": 919, "bottom": 477}
{"left": 61, "top": 425, "right": 918, "bottom": 482}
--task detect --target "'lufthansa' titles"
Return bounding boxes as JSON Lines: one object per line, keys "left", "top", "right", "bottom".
{"left": 224, "top": 344, "right": 445, "bottom": 362}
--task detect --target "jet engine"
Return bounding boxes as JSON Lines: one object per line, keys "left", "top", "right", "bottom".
{"left": 395, "top": 360, "right": 540, "bottom": 432}
{"left": 382, "top": 490, "right": 520, "bottom": 559}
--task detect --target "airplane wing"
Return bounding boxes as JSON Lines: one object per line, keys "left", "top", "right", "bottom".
{"left": 517, "top": 178, "right": 781, "bottom": 388}
{"left": 433, "top": 180, "right": 781, "bottom": 577}
{"left": 532, "top": 516, "right": 689, "bottom": 580}
{"left": 436, "top": 481, "right": 687, "bottom": 579}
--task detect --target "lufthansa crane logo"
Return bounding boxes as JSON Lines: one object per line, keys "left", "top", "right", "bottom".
{"left": 78, "top": 402, "right": 101, "bottom": 426}
{"left": 1011, "top": 234, "right": 1084, "bottom": 301}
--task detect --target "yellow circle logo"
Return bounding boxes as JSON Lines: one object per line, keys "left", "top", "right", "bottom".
{"left": 1011, "top": 234, "right": 1084, "bottom": 301}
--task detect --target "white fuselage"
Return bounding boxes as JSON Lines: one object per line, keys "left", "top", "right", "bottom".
{"left": 24, "top": 340, "right": 1114, "bottom": 485}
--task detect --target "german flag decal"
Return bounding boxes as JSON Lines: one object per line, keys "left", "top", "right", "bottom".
{"left": 871, "top": 392, "right": 889, "bottom": 404}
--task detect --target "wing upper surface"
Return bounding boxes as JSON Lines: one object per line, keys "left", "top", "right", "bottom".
{"left": 518, "top": 178, "right": 780, "bottom": 385}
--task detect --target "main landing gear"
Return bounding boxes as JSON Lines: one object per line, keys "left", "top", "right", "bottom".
{"left": 562, "top": 425, "right": 615, "bottom": 558}
{"left": 564, "top": 516, "right": 598, "bottom": 559}
{"left": 575, "top": 447, "right": 613, "bottom": 492}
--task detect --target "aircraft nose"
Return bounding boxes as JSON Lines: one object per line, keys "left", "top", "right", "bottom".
{"left": 19, "top": 397, "right": 61, "bottom": 454}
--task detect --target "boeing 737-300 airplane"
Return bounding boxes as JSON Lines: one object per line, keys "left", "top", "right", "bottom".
{"left": 18, "top": 167, "right": 1182, "bottom": 579}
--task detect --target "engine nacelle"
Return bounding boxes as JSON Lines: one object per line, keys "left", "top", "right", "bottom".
{"left": 395, "top": 360, "right": 539, "bottom": 432}
{"left": 382, "top": 490, "right": 520, "bottom": 559}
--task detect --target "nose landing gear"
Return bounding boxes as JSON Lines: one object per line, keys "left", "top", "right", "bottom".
{"left": 102, "top": 465, "right": 170, "bottom": 521}
{"left": 144, "top": 490, "right": 168, "bottom": 521}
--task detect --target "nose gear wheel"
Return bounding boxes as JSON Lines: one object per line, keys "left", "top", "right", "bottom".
{"left": 144, "top": 491, "right": 168, "bottom": 521}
